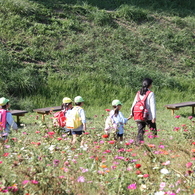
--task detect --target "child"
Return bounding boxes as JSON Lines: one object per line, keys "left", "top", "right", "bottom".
{"left": 105, "top": 100, "right": 129, "bottom": 142}
{"left": 67, "top": 96, "right": 86, "bottom": 146}
{"left": 129, "top": 78, "right": 157, "bottom": 145}
{"left": 0, "top": 97, "right": 18, "bottom": 143}
{"left": 53, "top": 97, "right": 73, "bottom": 131}
{"left": 61, "top": 97, "right": 73, "bottom": 111}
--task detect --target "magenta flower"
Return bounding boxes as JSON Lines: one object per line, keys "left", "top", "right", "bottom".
{"left": 77, "top": 176, "right": 85, "bottom": 182}
{"left": 127, "top": 183, "right": 137, "bottom": 189}
{"left": 31, "top": 180, "right": 39, "bottom": 184}
{"left": 129, "top": 139, "right": 134, "bottom": 144}
{"left": 188, "top": 116, "right": 193, "bottom": 120}
{"left": 80, "top": 167, "right": 89, "bottom": 173}
{"left": 22, "top": 180, "right": 30, "bottom": 185}
{"left": 53, "top": 159, "right": 60, "bottom": 166}
{"left": 48, "top": 131, "right": 55, "bottom": 135}
{"left": 159, "top": 145, "right": 165, "bottom": 148}
{"left": 175, "top": 115, "right": 181, "bottom": 119}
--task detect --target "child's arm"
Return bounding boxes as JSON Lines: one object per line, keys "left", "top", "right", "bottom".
{"left": 7, "top": 113, "right": 18, "bottom": 132}
{"left": 80, "top": 108, "right": 86, "bottom": 131}
{"left": 119, "top": 112, "right": 129, "bottom": 124}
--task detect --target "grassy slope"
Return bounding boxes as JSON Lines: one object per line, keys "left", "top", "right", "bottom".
{"left": 0, "top": 0, "right": 194, "bottom": 109}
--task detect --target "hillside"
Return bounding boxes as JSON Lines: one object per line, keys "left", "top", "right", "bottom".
{"left": 0, "top": 0, "right": 194, "bottom": 109}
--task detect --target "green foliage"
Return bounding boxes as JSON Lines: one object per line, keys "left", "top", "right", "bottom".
{"left": 0, "top": 0, "right": 194, "bottom": 109}
{"left": 116, "top": 4, "right": 150, "bottom": 22}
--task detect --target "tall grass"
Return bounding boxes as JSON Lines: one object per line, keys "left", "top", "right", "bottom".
{"left": 0, "top": 0, "right": 194, "bottom": 110}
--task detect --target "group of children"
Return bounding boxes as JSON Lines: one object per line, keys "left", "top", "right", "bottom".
{"left": 0, "top": 78, "right": 157, "bottom": 146}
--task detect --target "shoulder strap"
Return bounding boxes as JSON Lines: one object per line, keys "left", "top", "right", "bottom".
{"left": 136, "top": 91, "right": 151, "bottom": 102}
{"left": 142, "top": 91, "right": 151, "bottom": 102}
{"left": 73, "top": 106, "right": 82, "bottom": 112}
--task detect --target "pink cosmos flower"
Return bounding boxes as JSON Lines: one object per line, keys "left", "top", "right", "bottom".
{"left": 114, "top": 156, "right": 124, "bottom": 160}
{"left": 188, "top": 116, "right": 193, "bottom": 120}
{"left": 105, "top": 109, "right": 110, "bottom": 112}
{"left": 22, "top": 180, "right": 30, "bottom": 185}
{"left": 143, "top": 174, "right": 149, "bottom": 178}
{"left": 186, "top": 162, "right": 193, "bottom": 168}
{"left": 77, "top": 176, "right": 85, "bottom": 182}
{"left": 129, "top": 139, "right": 134, "bottom": 144}
{"left": 0, "top": 161, "right": 2, "bottom": 164}
{"left": 162, "top": 160, "right": 170, "bottom": 165}
{"left": 80, "top": 167, "right": 89, "bottom": 173}
{"left": 127, "top": 183, "right": 137, "bottom": 189}
{"left": 160, "top": 182, "right": 166, "bottom": 189}
{"left": 63, "top": 167, "right": 69, "bottom": 172}
{"left": 53, "top": 159, "right": 60, "bottom": 166}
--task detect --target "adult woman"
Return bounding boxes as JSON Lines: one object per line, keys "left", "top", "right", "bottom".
{"left": 130, "top": 78, "right": 157, "bottom": 144}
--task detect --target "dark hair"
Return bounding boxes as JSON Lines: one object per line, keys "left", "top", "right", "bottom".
{"left": 75, "top": 102, "right": 82, "bottom": 106}
{"left": 1, "top": 102, "right": 9, "bottom": 109}
{"left": 113, "top": 106, "right": 120, "bottom": 116}
{"left": 140, "top": 78, "right": 153, "bottom": 95}
{"left": 61, "top": 102, "right": 72, "bottom": 110}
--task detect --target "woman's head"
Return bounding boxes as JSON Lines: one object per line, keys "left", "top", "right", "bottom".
{"left": 142, "top": 78, "right": 153, "bottom": 88}
{"left": 140, "top": 78, "right": 153, "bottom": 95}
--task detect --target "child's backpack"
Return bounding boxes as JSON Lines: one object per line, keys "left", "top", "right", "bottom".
{"left": 0, "top": 109, "right": 8, "bottom": 130}
{"left": 53, "top": 110, "right": 66, "bottom": 127}
{"left": 132, "top": 91, "right": 151, "bottom": 122}
{"left": 104, "top": 112, "right": 118, "bottom": 133}
{"left": 66, "top": 106, "right": 82, "bottom": 129}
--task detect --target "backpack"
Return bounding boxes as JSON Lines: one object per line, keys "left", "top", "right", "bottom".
{"left": 0, "top": 109, "right": 8, "bottom": 130}
{"left": 132, "top": 91, "right": 151, "bottom": 122}
{"left": 53, "top": 110, "right": 66, "bottom": 127}
{"left": 66, "top": 106, "right": 82, "bottom": 129}
{"left": 104, "top": 112, "right": 118, "bottom": 133}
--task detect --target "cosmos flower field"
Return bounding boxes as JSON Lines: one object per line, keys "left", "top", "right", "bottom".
{"left": 0, "top": 111, "right": 195, "bottom": 195}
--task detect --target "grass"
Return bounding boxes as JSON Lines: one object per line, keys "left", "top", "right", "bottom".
{"left": 0, "top": 0, "right": 194, "bottom": 109}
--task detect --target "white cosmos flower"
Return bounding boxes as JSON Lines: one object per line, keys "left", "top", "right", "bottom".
{"left": 160, "top": 168, "right": 169, "bottom": 174}
{"left": 154, "top": 191, "right": 165, "bottom": 195}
